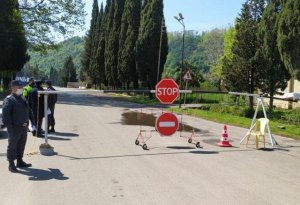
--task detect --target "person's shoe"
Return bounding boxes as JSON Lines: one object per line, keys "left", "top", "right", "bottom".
{"left": 17, "top": 159, "right": 32, "bottom": 168}
{"left": 37, "top": 134, "right": 45, "bottom": 138}
{"left": 8, "top": 162, "right": 18, "bottom": 173}
{"left": 50, "top": 128, "right": 55, "bottom": 133}
{"left": 32, "top": 130, "right": 36, "bottom": 136}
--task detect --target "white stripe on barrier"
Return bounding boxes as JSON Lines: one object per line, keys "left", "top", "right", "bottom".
{"left": 159, "top": 122, "right": 176, "bottom": 127}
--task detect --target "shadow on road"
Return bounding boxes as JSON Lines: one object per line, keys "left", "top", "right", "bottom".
{"left": 47, "top": 136, "right": 72, "bottom": 141}
{"left": 51, "top": 132, "right": 79, "bottom": 137}
{"left": 57, "top": 94, "right": 146, "bottom": 109}
{"left": 18, "top": 168, "right": 69, "bottom": 181}
{"left": 57, "top": 150, "right": 220, "bottom": 161}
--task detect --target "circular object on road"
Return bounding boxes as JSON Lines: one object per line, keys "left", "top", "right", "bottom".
{"left": 142, "top": 144, "right": 147, "bottom": 150}
{"left": 196, "top": 142, "right": 201, "bottom": 148}
{"left": 156, "top": 112, "right": 179, "bottom": 136}
{"left": 135, "top": 140, "right": 139, "bottom": 145}
{"left": 188, "top": 138, "right": 192, "bottom": 143}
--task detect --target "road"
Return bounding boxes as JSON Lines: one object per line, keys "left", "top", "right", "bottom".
{"left": 0, "top": 90, "right": 300, "bottom": 205}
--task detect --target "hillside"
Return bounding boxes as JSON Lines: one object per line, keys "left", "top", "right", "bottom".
{"left": 29, "top": 37, "right": 84, "bottom": 75}
{"left": 28, "top": 30, "right": 224, "bottom": 77}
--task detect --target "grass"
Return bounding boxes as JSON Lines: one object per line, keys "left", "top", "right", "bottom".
{"left": 111, "top": 93, "right": 300, "bottom": 140}
{"left": 171, "top": 107, "right": 300, "bottom": 140}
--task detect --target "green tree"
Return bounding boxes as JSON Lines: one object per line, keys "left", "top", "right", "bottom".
{"left": 0, "top": 0, "right": 29, "bottom": 89}
{"left": 223, "top": 0, "right": 265, "bottom": 108}
{"left": 60, "top": 56, "right": 77, "bottom": 87}
{"left": 19, "top": 0, "right": 85, "bottom": 51}
{"left": 105, "top": 0, "right": 125, "bottom": 88}
{"left": 258, "top": 0, "right": 290, "bottom": 112}
{"left": 277, "top": 0, "right": 300, "bottom": 102}
{"left": 103, "top": 0, "right": 114, "bottom": 87}
{"left": 118, "top": 0, "right": 141, "bottom": 89}
{"left": 49, "top": 66, "right": 59, "bottom": 86}
{"left": 90, "top": 3, "right": 104, "bottom": 88}
{"left": 136, "top": 0, "right": 168, "bottom": 89}
{"left": 80, "top": 0, "right": 99, "bottom": 84}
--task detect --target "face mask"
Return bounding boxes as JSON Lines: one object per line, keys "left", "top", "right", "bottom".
{"left": 16, "top": 88, "right": 23, "bottom": 96}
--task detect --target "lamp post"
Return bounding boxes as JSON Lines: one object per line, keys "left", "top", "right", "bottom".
{"left": 174, "top": 13, "right": 185, "bottom": 108}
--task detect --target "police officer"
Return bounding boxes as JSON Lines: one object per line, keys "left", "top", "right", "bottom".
{"left": 28, "top": 80, "right": 44, "bottom": 138}
{"left": 46, "top": 80, "right": 57, "bottom": 132}
{"left": 23, "top": 77, "right": 36, "bottom": 135}
{"left": 2, "top": 80, "right": 32, "bottom": 173}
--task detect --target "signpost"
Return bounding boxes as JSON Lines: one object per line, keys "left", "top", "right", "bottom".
{"left": 183, "top": 70, "right": 192, "bottom": 106}
{"left": 155, "top": 78, "right": 179, "bottom": 104}
{"left": 156, "top": 112, "right": 179, "bottom": 136}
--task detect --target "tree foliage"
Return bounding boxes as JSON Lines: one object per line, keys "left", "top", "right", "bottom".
{"left": 118, "top": 0, "right": 141, "bottom": 89}
{"left": 223, "top": 0, "right": 265, "bottom": 108}
{"left": 60, "top": 56, "right": 77, "bottom": 87}
{"left": 19, "top": 0, "right": 86, "bottom": 51}
{"left": 136, "top": 0, "right": 168, "bottom": 89}
{"left": 0, "top": 0, "right": 29, "bottom": 80}
{"left": 277, "top": 0, "right": 300, "bottom": 80}
{"left": 257, "top": 0, "right": 290, "bottom": 111}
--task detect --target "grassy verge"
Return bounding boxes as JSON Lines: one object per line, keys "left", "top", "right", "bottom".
{"left": 171, "top": 108, "right": 300, "bottom": 140}
{"left": 110, "top": 93, "right": 300, "bottom": 140}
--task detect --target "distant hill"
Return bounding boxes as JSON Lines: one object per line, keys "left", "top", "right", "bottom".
{"left": 29, "top": 36, "right": 84, "bottom": 75}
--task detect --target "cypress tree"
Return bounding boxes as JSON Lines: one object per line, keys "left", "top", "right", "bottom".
{"left": 80, "top": 0, "right": 99, "bottom": 83}
{"left": 0, "top": 0, "right": 29, "bottom": 89}
{"left": 104, "top": 0, "right": 114, "bottom": 87}
{"left": 136, "top": 0, "right": 168, "bottom": 89}
{"left": 118, "top": 0, "right": 142, "bottom": 89}
{"left": 60, "top": 56, "right": 77, "bottom": 87}
{"left": 90, "top": 3, "right": 104, "bottom": 88}
{"left": 105, "top": 0, "right": 125, "bottom": 88}
{"left": 258, "top": 0, "right": 290, "bottom": 112}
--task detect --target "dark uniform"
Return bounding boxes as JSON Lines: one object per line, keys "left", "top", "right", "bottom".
{"left": 46, "top": 81, "right": 57, "bottom": 132}
{"left": 28, "top": 80, "right": 44, "bottom": 138}
{"left": 2, "top": 80, "right": 32, "bottom": 173}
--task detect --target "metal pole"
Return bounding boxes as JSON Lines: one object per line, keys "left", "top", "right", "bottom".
{"left": 184, "top": 80, "right": 188, "bottom": 106}
{"left": 157, "top": 18, "right": 164, "bottom": 84}
{"left": 44, "top": 94, "right": 48, "bottom": 144}
{"left": 179, "top": 22, "right": 185, "bottom": 108}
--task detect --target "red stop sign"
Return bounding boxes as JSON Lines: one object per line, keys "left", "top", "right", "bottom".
{"left": 155, "top": 79, "right": 179, "bottom": 104}
{"left": 156, "top": 113, "right": 179, "bottom": 136}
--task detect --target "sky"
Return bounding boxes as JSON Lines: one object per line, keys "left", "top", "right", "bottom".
{"left": 79, "top": 0, "right": 245, "bottom": 36}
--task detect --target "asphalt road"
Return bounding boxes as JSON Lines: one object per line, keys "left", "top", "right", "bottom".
{"left": 0, "top": 90, "right": 300, "bottom": 205}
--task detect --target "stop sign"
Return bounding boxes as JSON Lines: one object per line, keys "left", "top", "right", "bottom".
{"left": 156, "top": 112, "right": 179, "bottom": 136}
{"left": 155, "top": 78, "right": 179, "bottom": 104}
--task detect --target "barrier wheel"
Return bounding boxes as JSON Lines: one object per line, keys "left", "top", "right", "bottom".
{"left": 188, "top": 138, "right": 192, "bottom": 144}
{"left": 135, "top": 140, "right": 139, "bottom": 145}
{"left": 142, "top": 144, "right": 147, "bottom": 150}
{"left": 196, "top": 142, "right": 201, "bottom": 148}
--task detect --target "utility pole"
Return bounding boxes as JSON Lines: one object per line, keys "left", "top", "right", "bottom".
{"left": 174, "top": 13, "right": 185, "bottom": 108}
{"left": 157, "top": 18, "right": 165, "bottom": 84}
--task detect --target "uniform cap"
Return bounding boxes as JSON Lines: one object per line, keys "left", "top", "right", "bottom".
{"left": 45, "top": 80, "right": 52, "bottom": 85}
{"left": 35, "top": 80, "right": 43, "bottom": 85}
{"left": 11, "top": 80, "right": 23, "bottom": 87}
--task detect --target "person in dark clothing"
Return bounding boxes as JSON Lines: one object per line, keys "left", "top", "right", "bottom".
{"left": 23, "top": 77, "right": 36, "bottom": 134}
{"left": 2, "top": 80, "right": 32, "bottom": 173}
{"left": 46, "top": 80, "right": 57, "bottom": 132}
{"left": 28, "top": 80, "right": 44, "bottom": 138}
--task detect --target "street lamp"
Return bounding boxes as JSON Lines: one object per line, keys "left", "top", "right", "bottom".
{"left": 174, "top": 13, "right": 185, "bottom": 108}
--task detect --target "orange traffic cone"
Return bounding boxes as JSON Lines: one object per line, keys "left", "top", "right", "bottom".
{"left": 217, "top": 125, "right": 232, "bottom": 147}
